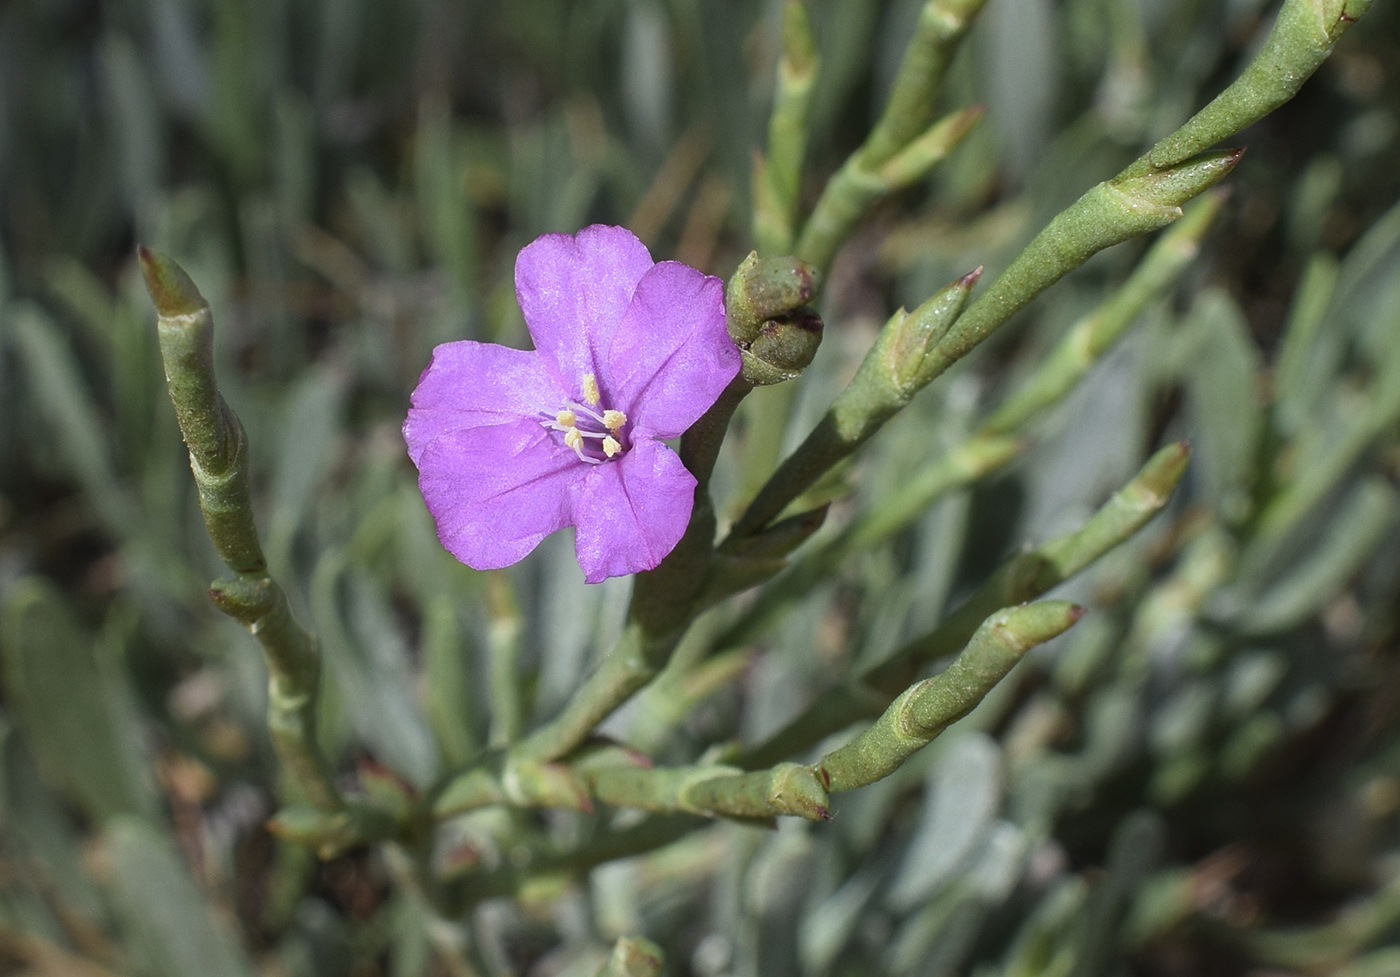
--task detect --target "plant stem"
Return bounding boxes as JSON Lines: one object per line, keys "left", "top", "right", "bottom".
{"left": 485, "top": 572, "right": 524, "bottom": 747}
{"left": 737, "top": 441, "right": 1190, "bottom": 769}
{"left": 754, "top": 1, "right": 820, "bottom": 257}
{"left": 1118, "top": 0, "right": 1374, "bottom": 181}
{"left": 796, "top": 0, "right": 990, "bottom": 273}
{"left": 140, "top": 247, "right": 341, "bottom": 813}
{"left": 439, "top": 602, "right": 1077, "bottom": 826}
{"left": 725, "top": 268, "right": 981, "bottom": 541}
{"left": 815, "top": 601, "right": 1083, "bottom": 791}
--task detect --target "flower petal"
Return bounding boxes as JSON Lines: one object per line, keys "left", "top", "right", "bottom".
{"left": 608, "top": 261, "right": 739, "bottom": 438}
{"left": 514, "top": 224, "right": 654, "bottom": 400}
{"left": 416, "top": 419, "right": 579, "bottom": 570}
{"left": 404, "top": 341, "right": 559, "bottom": 466}
{"left": 572, "top": 438, "right": 696, "bottom": 583}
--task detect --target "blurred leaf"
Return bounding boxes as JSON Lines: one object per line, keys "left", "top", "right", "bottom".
{"left": 0, "top": 580, "right": 153, "bottom": 822}
{"left": 105, "top": 816, "right": 257, "bottom": 977}
{"left": 1181, "top": 288, "right": 1262, "bottom": 523}
{"left": 415, "top": 95, "right": 479, "bottom": 300}
{"left": 888, "top": 733, "right": 1003, "bottom": 910}
{"left": 421, "top": 593, "right": 479, "bottom": 768}
{"left": 98, "top": 30, "right": 165, "bottom": 234}
{"left": 266, "top": 366, "right": 349, "bottom": 570}
{"left": 0, "top": 721, "right": 109, "bottom": 930}
{"left": 1240, "top": 478, "right": 1398, "bottom": 634}
{"left": 312, "top": 551, "right": 439, "bottom": 786}
{"left": 7, "top": 303, "right": 135, "bottom": 535}
{"left": 1273, "top": 252, "right": 1340, "bottom": 434}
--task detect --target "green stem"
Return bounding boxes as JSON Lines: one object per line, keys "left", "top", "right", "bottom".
{"left": 862, "top": 0, "right": 989, "bottom": 165}
{"left": 440, "top": 814, "right": 703, "bottom": 910}
{"left": 725, "top": 268, "right": 981, "bottom": 541}
{"left": 795, "top": 0, "right": 990, "bottom": 273}
{"left": 738, "top": 441, "right": 1190, "bottom": 769}
{"left": 733, "top": 151, "right": 1238, "bottom": 544}
{"left": 754, "top": 1, "right": 820, "bottom": 257}
{"left": 924, "top": 149, "right": 1244, "bottom": 379}
{"left": 141, "top": 247, "right": 341, "bottom": 813}
{"left": 1119, "top": 0, "right": 1374, "bottom": 181}
{"left": 485, "top": 572, "right": 524, "bottom": 747}
{"left": 796, "top": 106, "right": 984, "bottom": 273}
{"left": 815, "top": 601, "right": 1083, "bottom": 791}
{"left": 979, "top": 189, "right": 1226, "bottom": 436}
{"left": 507, "top": 621, "right": 668, "bottom": 765}
{"left": 584, "top": 759, "right": 831, "bottom": 821}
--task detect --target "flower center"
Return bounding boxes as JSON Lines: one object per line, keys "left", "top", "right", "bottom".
{"left": 540, "top": 373, "right": 628, "bottom": 465}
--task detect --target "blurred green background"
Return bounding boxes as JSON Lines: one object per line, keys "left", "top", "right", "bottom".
{"left": 2, "top": 0, "right": 1400, "bottom": 975}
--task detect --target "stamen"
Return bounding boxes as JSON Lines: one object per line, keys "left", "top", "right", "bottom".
{"left": 563, "top": 426, "right": 602, "bottom": 464}
{"left": 545, "top": 379, "right": 626, "bottom": 465}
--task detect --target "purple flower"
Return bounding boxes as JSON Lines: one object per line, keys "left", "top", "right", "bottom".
{"left": 404, "top": 225, "right": 740, "bottom": 583}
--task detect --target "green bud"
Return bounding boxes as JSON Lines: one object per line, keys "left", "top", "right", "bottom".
{"left": 505, "top": 760, "right": 594, "bottom": 813}
{"left": 725, "top": 252, "right": 820, "bottom": 345}
{"left": 740, "top": 307, "right": 824, "bottom": 386}
{"left": 207, "top": 577, "right": 276, "bottom": 626}
{"left": 780, "top": 1, "right": 817, "bottom": 81}
{"left": 602, "top": 937, "right": 665, "bottom": 977}
{"left": 1109, "top": 147, "right": 1246, "bottom": 217}
{"left": 886, "top": 267, "right": 982, "bottom": 393}
{"left": 433, "top": 767, "right": 507, "bottom": 816}
{"left": 268, "top": 803, "right": 394, "bottom": 859}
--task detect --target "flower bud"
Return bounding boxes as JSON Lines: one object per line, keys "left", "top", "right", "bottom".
{"left": 739, "top": 307, "right": 824, "bottom": 386}
{"left": 725, "top": 252, "right": 820, "bottom": 345}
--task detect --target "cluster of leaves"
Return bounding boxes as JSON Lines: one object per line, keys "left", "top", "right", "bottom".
{"left": 2, "top": 0, "right": 1400, "bottom": 975}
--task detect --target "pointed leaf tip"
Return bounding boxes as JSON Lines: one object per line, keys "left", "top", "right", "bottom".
{"left": 137, "top": 246, "right": 207, "bottom": 317}
{"left": 960, "top": 266, "right": 984, "bottom": 288}
{"left": 1068, "top": 604, "right": 1087, "bottom": 624}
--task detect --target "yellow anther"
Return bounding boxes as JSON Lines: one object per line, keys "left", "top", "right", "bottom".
{"left": 564, "top": 428, "right": 584, "bottom": 451}
{"left": 602, "top": 435, "right": 622, "bottom": 458}
{"left": 556, "top": 409, "right": 577, "bottom": 428}
{"left": 582, "top": 373, "right": 601, "bottom": 406}
{"left": 602, "top": 409, "right": 627, "bottom": 431}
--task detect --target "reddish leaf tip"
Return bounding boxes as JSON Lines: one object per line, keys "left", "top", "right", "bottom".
{"left": 137, "top": 245, "right": 207, "bottom": 318}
